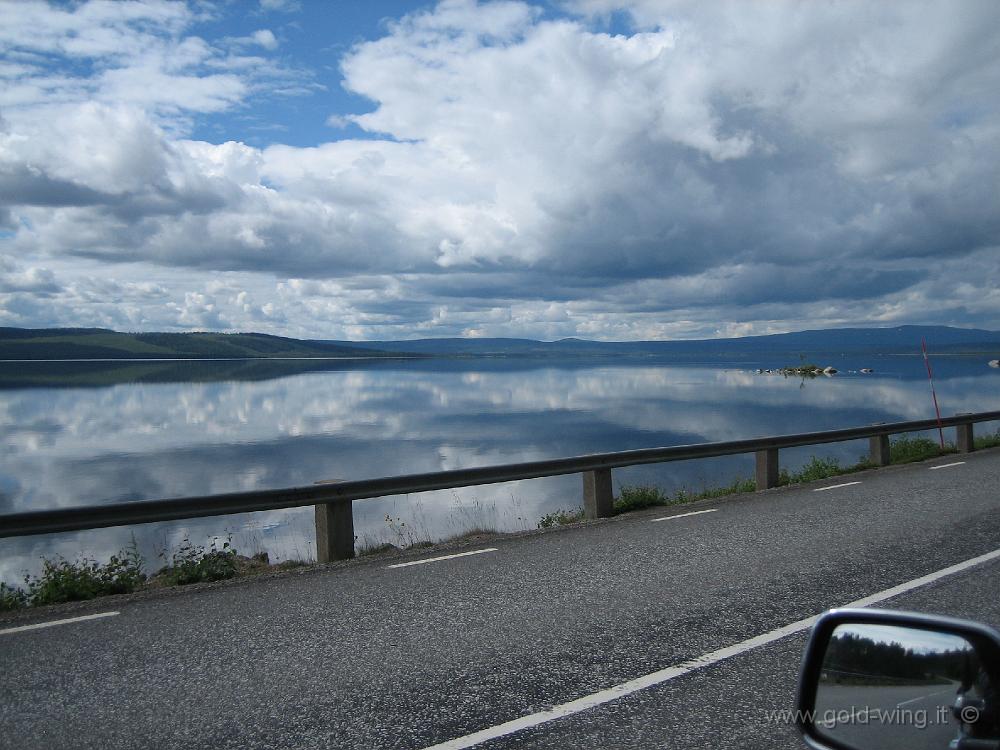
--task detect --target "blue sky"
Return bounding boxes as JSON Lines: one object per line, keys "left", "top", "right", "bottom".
{"left": 191, "top": 1, "right": 423, "bottom": 148}
{"left": 1, "top": 0, "right": 999, "bottom": 340}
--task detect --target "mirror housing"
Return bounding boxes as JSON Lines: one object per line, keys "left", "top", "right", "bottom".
{"left": 797, "top": 609, "right": 1000, "bottom": 750}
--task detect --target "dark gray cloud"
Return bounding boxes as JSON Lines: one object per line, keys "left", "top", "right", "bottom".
{"left": 0, "top": 168, "right": 111, "bottom": 208}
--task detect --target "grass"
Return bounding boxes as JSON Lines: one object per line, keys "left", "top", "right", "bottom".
{"left": 1, "top": 536, "right": 276, "bottom": 610}
{"left": 675, "top": 477, "right": 759, "bottom": 501}
{"left": 614, "top": 485, "right": 671, "bottom": 513}
{"left": 446, "top": 527, "right": 500, "bottom": 541}
{"left": 0, "top": 582, "right": 28, "bottom": 611}
{"left": 358, "top": 541, "right": 400, "bottom": 557}
{"left": 153, "top": 537, "right": 241, "bottom": 586}
{"left": 1, "top": 541, "right": 146, "bottom": 609}
{"left": 366, "top": 493, "right": 512, "bottom": 552}
{"left": 613, "top": 477, "right": 758, "bottom": 515}
{"left": 888, "top": 435, "right": 955, "bottom": 464}
{"left": 779, "top": 456, "right": 848, "bottom": 485}
{"left": 974, "top": 428, "right": 1000, "bottom": 450}
{"left": 538, "top": 508, "right": 585, "bottom": 528}
{"left": 356, "top": 526, "right": 498, "bottom": 557}
{"left": 535, "top": 478, "right": 762, "bottom": 527}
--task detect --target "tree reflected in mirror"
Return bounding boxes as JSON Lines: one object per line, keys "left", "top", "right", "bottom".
{"left": 815, "top": 623, "right": 999, "bottom": 750}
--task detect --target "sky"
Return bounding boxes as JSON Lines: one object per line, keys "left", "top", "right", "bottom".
{"left": 1, "top": 0, "right": 999, "bottom": 341}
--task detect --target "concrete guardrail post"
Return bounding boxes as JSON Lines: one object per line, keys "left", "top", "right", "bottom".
{"left": 869, "top": 425, "right": 891, "bottom": 466}
{"left": 956, "top": 413, "right": 974, "bottom": 454}
{"left": 755, "top": 448, "right": 779, "bottom": 490}
{"left": 583, "top": 469, "right": 614, "bottom": 519}
{"left": 315, "top": 500, "right": 355, "bottom": 562}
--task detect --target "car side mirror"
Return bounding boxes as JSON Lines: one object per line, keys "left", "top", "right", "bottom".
{"left": 796, "top": 609, "right": 1000, "bottom": 750}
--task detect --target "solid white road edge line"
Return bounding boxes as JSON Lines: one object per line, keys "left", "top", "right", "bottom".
{"left": 419, "top": 546, "right": 1000, "bottom": 750}
{"left": 0, "top": 611, "right": 119, "bottom": 636}
{"left": 930, "top": 462, "right": 966, "bottom": 470}
{"left": 813, "top": 481, "right": 862, "bottom": 492}
{"left": 651, "top": 509, "right": 718, "bottom": 523}
{"left": 817, "top": 706, "right": 870, "bottom": 729}
{"left": 387, "top": 548, "right": 498, "bottom": 569}
{"left": 896, "top": 687, "right": 954, "bottom": 708}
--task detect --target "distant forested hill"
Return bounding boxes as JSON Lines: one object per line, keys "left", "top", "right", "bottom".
{"left": 1, "top": 324, "right": 998, "bottom": 361}
{"left": 0, "top": 329, "right": 395, "bottom": 360}
{"left": 323, "top": 325, "right": 1000, "bottom": 357}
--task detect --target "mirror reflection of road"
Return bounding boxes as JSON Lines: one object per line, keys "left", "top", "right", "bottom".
{"left": 816, "top": 682, "right": 958, "bottom": 749}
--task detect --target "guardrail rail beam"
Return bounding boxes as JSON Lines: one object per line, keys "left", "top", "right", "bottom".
{"left": 2, "top": 409, "right": 998, "bottom": 545}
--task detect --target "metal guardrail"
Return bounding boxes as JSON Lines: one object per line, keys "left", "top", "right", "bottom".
{"left": 1, "top": 410, "right": 998, "bottom": 561}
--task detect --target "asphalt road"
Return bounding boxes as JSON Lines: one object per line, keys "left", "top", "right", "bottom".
{"left": 2, "top": 450, "right": 1000, "bottom": 750}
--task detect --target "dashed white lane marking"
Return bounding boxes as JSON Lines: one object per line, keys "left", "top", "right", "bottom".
{"left": 418, "top": 546, "right": 1000, "bottom": 750}
{"left": 387, "top": 548, "right": 498, "bottom": 569}
{"left": 0, "top": 611, "right": 119, "bottom": 636}
{"left": 813, "top": 481, "right": 862, "bottom": 492}
{"left": 930, "top": 462, "right": 966, "bottom": 470}
{"left": 651, "top": 509, "right": 718, "bottom": 523}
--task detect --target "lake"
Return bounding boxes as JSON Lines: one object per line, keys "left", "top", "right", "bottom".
{"left": 1, "top": 354, "right": 998, "bottom": 585}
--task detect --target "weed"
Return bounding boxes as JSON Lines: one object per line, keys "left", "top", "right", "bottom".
{"left": 0, "top": 581, "right": 27, "bottom": 611}
{"left": 614, "top": 486, "right": 670, "bottom": 514}
{"left": 538, "top": 477, "right": 760, "bottom": 527}
{"left": 687, "top": 477, "right": 758, "bottom": 499}
{"left": 24, "top": 542, "right": 146, "bottom": 606}
{"left": 664, "top": 477, "right": 756, "bottom": 506}
{"left": 779, "top": 456, "right": 845, "bottom": 486}
{"left": 538, "top": 508, "right": 585, "bottom": 528}
{"left": 384, "top": 514, "right": 422, "bottom": 548}
{"left": 974, "top": 429, "right": 1000, "bottom": 450}
{"left": 157, "top": 536, "right": 239, "bottom": 586}
{"left": 443, "top": 527, "right": 498, "bottom": 541}
{"left": 358, "top": 542, "right": 399, "bottom": 557}
{"left": 889, "top": 435, "right": 954, "bottom": 464}
{"left": 274, "top": 559, "right": 309, "bottom": 570}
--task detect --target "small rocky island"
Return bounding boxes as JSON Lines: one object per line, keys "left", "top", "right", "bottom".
{"left": 755, "top": 364, "right": 876, "bottom": 377}
{"left": 756, "top": 364, "right": 838, "bottom": 377}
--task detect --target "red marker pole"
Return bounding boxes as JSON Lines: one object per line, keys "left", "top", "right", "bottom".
{"left": 921, "top": 337, "right": 945, "bottom": 449}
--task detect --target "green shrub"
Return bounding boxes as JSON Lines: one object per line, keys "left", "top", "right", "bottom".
{"left": 614, "top": 485, "right": 670, "bottom": 514}
{"left": 159, "top": 537, "right": 239, "bottom": 586}
{"left": 780, "top": 456, "right": 844, "bottom": 485}
{"left": 538, "top": 508, "right": 585, "bottom": 528}
{"left": 690, "top": 477, "right": 757, "bottom": 499}
{"left": 0, "top": 582, "right": 27, "bottom": 611}
{"left": 974, "top": 429, "right": 1000, "bottom": 450}
{"left": 24, "top": 544, "right": 145, "bottom": 606}
{"left": 890, "top": 435, "right": 951, "bottom": 464}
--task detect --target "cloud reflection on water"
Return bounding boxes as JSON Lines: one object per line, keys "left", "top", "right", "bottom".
{"left": 1, "top": 358, "right": 997, "bottom": 584}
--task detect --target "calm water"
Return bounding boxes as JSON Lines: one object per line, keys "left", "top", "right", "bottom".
{"left": 1, "top": 355, "right": 997, "bottom": 584}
